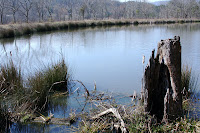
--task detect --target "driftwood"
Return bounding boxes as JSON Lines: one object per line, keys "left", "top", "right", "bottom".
{"left": 33, "top": 117, "right": 71, "bottom": 125}
{"left": 143, "top": 36, "right": 182, "bottom": 122}
{"left": 92, "top": 108, "right": 127, "bottom": 133}
{"left": 31, "top": 113, "right": 77, "bottom": 125}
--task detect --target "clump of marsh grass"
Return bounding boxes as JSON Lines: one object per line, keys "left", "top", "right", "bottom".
{"left": 27, "top": 59, "right": 70, "bottom": 111}
{"left": 181, "top": 65, "right": 200, "bottom": 121}
{"left": 0, "top": 58, "right": 71, "bottom": 129}
{"left": 181, "top": 65, "right": 198, "bottom": 99}
{"left": 0, "top": 60, "right": 23, "bottom": 99}
{"left": 0, "top": 60, "right": 25, "bottom": 131}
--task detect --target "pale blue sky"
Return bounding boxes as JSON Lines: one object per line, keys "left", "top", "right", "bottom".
{"left": 118, "top": 0, "right": 169, "bottom": 2}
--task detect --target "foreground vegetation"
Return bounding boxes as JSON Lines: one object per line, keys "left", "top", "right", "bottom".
{"left": 1, "top": 19, "right": 200, "bottom": 39}
{"left": 0, "top": 59, "right": 70, "bottom": 131}
{"left": 78, "top": 98, "right": 200, "bottom": 132}
{"left": 0, "top": 57, "right": 199, "bottom": 132}
{"left": 77, "top": 64, "right": 199, "bottom": 132}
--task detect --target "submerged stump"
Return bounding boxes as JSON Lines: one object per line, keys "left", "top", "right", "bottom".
{"left": 143, "top": 36, "right": 182, "bottom": 122}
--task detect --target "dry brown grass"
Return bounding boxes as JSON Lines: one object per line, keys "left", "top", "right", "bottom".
{"left": 0, "top": 19, "right": 200, "bottom": 39}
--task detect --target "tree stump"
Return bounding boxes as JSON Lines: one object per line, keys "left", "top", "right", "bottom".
{"left": 143, "top": 36, "right": 182, "bottom": 122}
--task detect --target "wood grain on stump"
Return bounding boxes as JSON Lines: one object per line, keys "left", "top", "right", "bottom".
{"left": 143, "top": 36, "right": 182, "bottom": 122}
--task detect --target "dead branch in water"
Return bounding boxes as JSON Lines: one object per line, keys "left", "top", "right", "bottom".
{"left": 71, "top": 80, "right": 90, "bottom": 97}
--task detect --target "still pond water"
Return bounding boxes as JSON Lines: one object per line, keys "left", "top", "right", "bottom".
{"left": 1, "top": 24, "right": 200, "bottom": 132}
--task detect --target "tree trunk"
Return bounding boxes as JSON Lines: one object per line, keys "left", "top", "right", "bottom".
{"left": 0, "top": 13, "right": 3, "bottom": 24}
{"left": 13, "top": 13, "right": 16, "bottom": 23}
{"left": 26, "top": 11, "right": 29, "bottom": 23}
{"left": 143, "top": 36, "right": 182, "bottom": 122}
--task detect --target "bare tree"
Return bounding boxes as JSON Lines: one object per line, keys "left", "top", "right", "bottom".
{"left": 7, "top": 0, "right": 20, "bottom": 23}
{"left": 100, "top": 0, "right": 110, "bottom": 19}
{"left": 84, "top": 0, "right": 99, "bottom": 19}
{"left": 185, "top": 0, "right": 199, "bottom": 18}
{"left": 19, "top": 0, "right": 33, "bottom": 23}
{"left": 169, "top": 0, "right": 199, "bottom": 18}
{"left": 196, "top": 1, "right": 200, "bottom": 18}
{"left": 80, "top": 5, "right": 86, "bottom": 20}
{"left": 44, "top": 0, "right": 54, "bottom": 22}
{"left": 109, "top": 1, "right": 121, "bottom": 19}
{"left": 61, "top": 0, "right": 73, "bottom": 20}
{"left": 139, "top": 1, "right": 155, "bottom": 19}
{"left": 0, "top": 0, "right": 7, "bottom": 24}
{"left": 35, "top": 0, "right": 46, "bottom": 22}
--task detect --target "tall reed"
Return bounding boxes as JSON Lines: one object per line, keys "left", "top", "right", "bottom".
{"left": 0, "top": 60, "right": 24, "bottom": 131}
{"left": 27, "top": 59, "right": 70, "bottom": 111}
{"left": 181, "top": 65, "right": 198, "bottom": 99}
{"left": 0, "top": 60, "right": 24, "bottom": 104}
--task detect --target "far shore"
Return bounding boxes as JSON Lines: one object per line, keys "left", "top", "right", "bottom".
{"left": 0, "top": 19, "right": 200, "bottom": 39}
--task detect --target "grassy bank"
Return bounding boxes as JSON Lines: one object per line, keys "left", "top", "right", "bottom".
{"left": 0, "top": 19, "right": 200, "bottom": 39}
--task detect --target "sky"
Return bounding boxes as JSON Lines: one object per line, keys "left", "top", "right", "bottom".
{"left": 118, "top": 0, "right": 169, "bottom": 2}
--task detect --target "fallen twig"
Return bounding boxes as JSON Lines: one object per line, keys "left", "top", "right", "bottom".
{"left": 92, "top": 108, "right": 127, "bottom": 133}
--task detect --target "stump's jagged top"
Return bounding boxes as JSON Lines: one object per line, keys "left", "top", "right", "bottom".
{"left": 143, "top": 36, "right": 182, "bottom": 122}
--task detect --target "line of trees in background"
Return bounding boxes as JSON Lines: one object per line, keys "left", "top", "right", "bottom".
{"left": 0, "top": 0, "right": 200, "bottom": 24}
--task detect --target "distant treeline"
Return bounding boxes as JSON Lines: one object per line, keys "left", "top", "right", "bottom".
{"left": 0, "top": 0, "right": 200, "bottom": 24}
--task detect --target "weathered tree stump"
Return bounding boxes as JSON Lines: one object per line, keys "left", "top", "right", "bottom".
{"left": 143, "top": 36, "right": 182, "bottom": 122}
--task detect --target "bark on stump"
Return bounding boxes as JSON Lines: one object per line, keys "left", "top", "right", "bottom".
{"left": 143, "top": 36, "right": 182, "bottom": 122}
